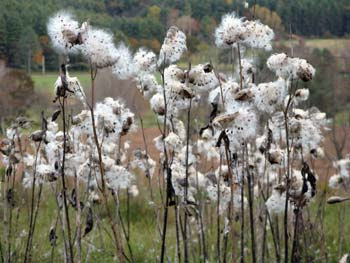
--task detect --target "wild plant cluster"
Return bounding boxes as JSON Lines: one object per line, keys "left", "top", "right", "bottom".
{"left": 0, "top": 9, "right": 348, "bottom": 263}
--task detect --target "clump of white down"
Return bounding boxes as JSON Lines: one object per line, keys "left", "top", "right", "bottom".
{"left": 267, "top": 53, "right": 316, "bottom": 81}
{"left": 54, "top": 67, "right": 87, "bottom": 106}
{"left": 158, "top": 26, "right": 187, "bottom": 66}
{"left": 47, "top": 11, "right": 81, "bottom": 54}
{"left": 47, "top": 10, "right": 138, "bottom": 73}
{"left": 14, "top": 97, "right": 138, "bottom": 193}
{"left": 80, "top": 28, "right": 119, "bottom": 68}
{"left": 215, "top": 12, "right": 274, "bottom": 50}
{"left": 329, "top": 157, "right": 350, "bottom": 189}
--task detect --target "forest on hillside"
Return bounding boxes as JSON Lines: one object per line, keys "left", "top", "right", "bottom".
{"left": 0, "top": 0, "right": 349, "bottom": 70}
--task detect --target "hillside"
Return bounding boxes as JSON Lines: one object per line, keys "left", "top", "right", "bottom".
{"left": 0, "top": 0, "right": 349, "bottom": 70}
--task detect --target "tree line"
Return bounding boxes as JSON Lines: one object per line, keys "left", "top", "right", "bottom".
{"left": 0, "top": 0, "right": 349, "bottom": 71}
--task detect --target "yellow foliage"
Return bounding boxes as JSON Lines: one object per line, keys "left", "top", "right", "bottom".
{"left": 33, "top": 49, "right": 43, "bottom": 65}
{"left": 148, "top": 5, "right": 161, "bottom": 20}
{"left": 140, "top": 38, "right": 160, "bottom": 52}
{"left": 129, "top": 37, "right": 139, "bottom": 48}
{"left": 149, "top": 39, "right": 160, "bottom": 51}
{"left": 252, "top": 5, "right": 284, "bottom": 31}
{"left": 39, "top": 35, "right": 49, "bottom": 45}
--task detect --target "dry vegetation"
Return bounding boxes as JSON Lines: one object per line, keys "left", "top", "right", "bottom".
{"left": 1, "top": 8, "right": 350, "bottom": 263}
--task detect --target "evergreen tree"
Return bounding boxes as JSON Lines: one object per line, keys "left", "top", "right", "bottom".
{"left": 16, "top": 26, "right": 40, "bottom": 73}
{"left": 0, "top": 14, "right": 7, "bottom": 59}
{"left": 5, "top": 13, "right": 23, "bottom": 67}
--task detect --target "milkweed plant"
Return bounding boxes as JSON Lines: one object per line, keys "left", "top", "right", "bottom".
{"left": 1, "top": 9, "right": 348, "bottom": 263}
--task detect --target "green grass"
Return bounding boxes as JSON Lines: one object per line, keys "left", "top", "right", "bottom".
{"left": 335, "top": 111, "right": 350, "bottom": 126}
{"left": 304, "top": 38, "right": 350, "bottom": 54}
{"left": 1, "top": 179, "right": 349, "bottom": 262}
{"left": 278, "top": 38, "right": 350, "bottom": 56}
{"left": 23, "top": 71, "right": 91, "bottom": 130}
{"left": 31, "top": 71, "right": 91, "bottom": 94}
{"left": 140, "top": 110, "right": 158, "bottom": 128}
{"left": 3, "top": 185, "right": 176, "bottom": 262}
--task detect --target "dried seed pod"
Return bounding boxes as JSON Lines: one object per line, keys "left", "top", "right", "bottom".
{"left": 274, "top": 184, "right": 286, "bottom": 194}
{"left": 7, "top": 188, "right": 14, "bottom": 205}
{"left": 234, "top": 89, "right": 254, "bottom": 101}
{"left": 83, "top": 207, "right": 94, "bottom": 237}
{"left": 213, "top": 112, "right": 239, "bottom": 127}
{"left": 47, "top": 172, "right": 58, "bottom": 182}
{"left": 0, "top": 139, "right": 12, "bottom": 156}
{"left": 57, "top": 193, "right": 63, "bottom": 210}
{"left": 203, "top": 63, "right": 213, "bottom": 73}
{"left": 206, "top": 173, "right": 217, "bottom": 185}
{"left": 6, "top": 165, "right": 13, "bottom": 177}
{"left": 215, "top": 130, "right": 230, "bottom": 149}
{"left": 177, "top": 177, "right": 189, "bottom": 188}
{"left": 268, "top": 148, "right": 283, "bottom": 165}
{"left": 327, "top": 196, "right": 350, "bottom": 204}
{"left": 49, "top": 227, "right": 58, "bottom": 247}
{"left": 177, "top": 86, "right": 195, "bottom": 99}
{"left": 15, "top": 116, "right": 29, "bottom": 128}
{"left": 30, "top": 130, "right": 45, "bottom": 142}
{"left": 121, "top": 117, "right": 133, "bottom": 136}
{"left": 51, "top": 109, "right": 61, "bottom": 122}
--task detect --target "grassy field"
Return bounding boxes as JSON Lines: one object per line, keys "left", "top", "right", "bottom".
{"left": 1, "top": 177, "right": 349, "bottom": 262}
{"left": 30, "top": 70, "right": 161, "bottom": 134}
{"left": 304, "top": 38, "right": 350, "bottom": 53}
{"left": 31, "top": 72, "right": 91, "bottom": 94}
{"left": 278, "top": 38, "right": 350, "bottom": 56}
